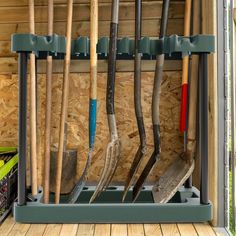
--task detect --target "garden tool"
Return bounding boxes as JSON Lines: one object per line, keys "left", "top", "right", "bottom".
{"left": 180, "top": 0, "right": 191, "bottom": 136}
{"left": 29, "top": 0, "right": 38, "bottom": 196}
{"left": 122, "top": 0, "right": 146, "bottom": 202}
{"left": 152, "top": 0, "right": 196, "bottom": 203}
{"left": 55, "top": 0, "right": 74, "bottom": 204}
{"left": 89, "top": 0, "right": 121, "bottom": 203}
{"left": 43, "top": 0, "right": 54, "bottom": 204}
{"left": 132, "top": 0, "right": 170, "bottom": 202}
{"left": 67, "top": 0, "right": 98, "bottom": 203}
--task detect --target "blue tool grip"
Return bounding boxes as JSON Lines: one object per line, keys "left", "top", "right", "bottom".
{"left": 89, "top": 99, "right": 97, "bottom": 148}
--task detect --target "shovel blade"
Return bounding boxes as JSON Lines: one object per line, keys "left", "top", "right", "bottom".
{"left": 122, "top": 145, "right": 145, "bottom": 202}
{"left": 132, "top": 152, "right": 157, "bottom": 202}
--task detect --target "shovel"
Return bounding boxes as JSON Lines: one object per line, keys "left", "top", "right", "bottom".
{"left": 132, "top": 0, "right": 170, "bottom": 202}
{"left": 43, "top": 0, "right": 54, "bottom": 204}
{"left": 122, "top": 0, "right": 146, "bottom": 202}
{"left": 67, "top": 0, "right": 98, "bottom": 203}
{"left": 55, "top": 0, "right": 74, "bottom": 204}
{"left": 152, "top": 0, "right": 195, "bottom": 204}
{"left": 89, "top": 0, "right": 121, "bottom": 203}
{"left": 29, "top": 0, "right": 38, "bottom": 197}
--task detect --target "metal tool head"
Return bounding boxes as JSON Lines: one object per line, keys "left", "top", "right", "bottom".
{"left": 132, "top": 152, "right": 158, "bottom": 202}
{"left": 122, "top": 145, "right": 146, "bottom": 202}
{"left": 67, "top": 148, "right": 94, "bottom": 203}
{"left": 89, "top": 138, "right": 121, "bottom": 203}
{"left": 102, "top": 138, "right": 121, "bottom": 189}
{"left": 50, "top": 148, "right": 77, "bottom": 195}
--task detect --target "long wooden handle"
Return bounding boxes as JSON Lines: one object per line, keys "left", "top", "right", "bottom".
{"left": 186, "top": 0, "right": 200, "bottom": 161}
{"left": 29, "top": 0, "right": 38, "bottom": 196}
{"left": 180, "top": 0, "right": 191, "bottom": 132}
{"left": 55, "top": 0, "right": 73, "bottom": 204}
{"left": 89, "top": 0, "right": 98, "bottom": 148}
{"left": 44, "top": 0, "right": 54, "bottom": 204}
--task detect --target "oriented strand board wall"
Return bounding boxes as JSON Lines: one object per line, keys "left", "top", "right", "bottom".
{"left": 0, "top": 0, "right": 184, "bottom": 185}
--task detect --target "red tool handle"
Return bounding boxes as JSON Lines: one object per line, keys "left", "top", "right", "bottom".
{"left": 180, "top": 0, "right": 191, "bottom": 133}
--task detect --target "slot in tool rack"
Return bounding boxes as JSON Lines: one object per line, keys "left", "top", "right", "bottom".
{"left": 11, "top": 33, "right": 215, "bottom": 223}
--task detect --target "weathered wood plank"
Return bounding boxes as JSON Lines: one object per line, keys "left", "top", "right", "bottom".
{"left": 127, "top": 224, "right": 145, "bottom": 236}
{"left": 194, "top": 223, "right": 216, "bottom": 236}
{"left": 26, "top": 224, "right": 47, "bottom": 236}
{"left": 94, "top": 224, "right": 110, "bottom": 236}
{"left": 0, "top": 0, "right": 184, "bottom": 7}
{"left": 144, "top": 224, "right": 162, "bottom": 236}
{"left": 161, "top": 224, "right": 180, "bottom": 236}
{"left": 202, "top": 0, "right": 218, "bottom": 226}
{"left": 0, "top": 216, "right": 15, "bottom": 236}
{"left": 111, "top": 224, "right": 127, "bottom": 236}
{"left": 43, "top": 224, "right": 62, "bottom": 236}
{"left": 76, "top": 224, "right": 95, "bottom": 236}
{"left": 0, "top": 19, "right": 183, "bottom": 41}
{"left": 0, "top": 58, "right": 181, "bottom": 73}
{"left": 177, "top": 224, "right": 198, "bottom": 236}
{"left": 59, "top": 224, "right": 78, "bottom": 236}
{"left": 0, "top": 2, "right": 184, "bottom": 23}
{"left": 8, "top": 223, "right": 31, "bottom": 236}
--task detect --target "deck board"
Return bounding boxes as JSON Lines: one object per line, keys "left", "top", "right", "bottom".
{"left": 161, "top": 224, "right": 180, "bottom": 236}
{"left": 144, "top": 224, "right": 162, "bottom": 236}
{"left": 177, "top": 224, "right": 198, "bottom": 236}
{"left": 194, "top": 223, "right": 216, "bottom": 236}
{"left": 127, "top": 224, "right": 145, "bottom": 236}
{"left": 76, "top": 224, "right": 95, "bottom": 236}
{"left": 7, "top": 223, "right": 30, "bottom": 236}
{"left": 26, "top": 224, "right": 47, "bottom": 236}
{"left": 94, "top": 224, "right": 110, "bottom": 236}
{"left": 59, "top": 224, "right": 78, "bottom": 236}
{"left": 43, "top": 224, "right": 62, "bottom": 236}
{"left": 111, "top": 224, "right": 127, "bottom": 236}
{"left": 0, "top": 215, "right": 15, "bottom": 236}
{"left": 0, "top": 216, "right": 222, "bottom": 236}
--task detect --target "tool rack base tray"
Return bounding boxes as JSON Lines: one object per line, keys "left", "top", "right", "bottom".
{"left": 14, "top": 186, "right": 212, "bottom": 223}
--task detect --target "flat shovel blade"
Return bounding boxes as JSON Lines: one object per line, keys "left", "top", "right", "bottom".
{"left": 152, "top": 158, "right": 195, "bottom": 203}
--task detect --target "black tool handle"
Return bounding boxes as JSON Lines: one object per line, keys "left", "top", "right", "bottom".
{"left": 106, "top": 0, "right": 119, "bottom": 115}
{"left": 134, "top": 0, "right": 146, "bottom": 147}
{"left": 18, "top": 52, "right": 28, "bottom": 206}
{"left": 152, "top": 0, "right": 170, "bottom": 152}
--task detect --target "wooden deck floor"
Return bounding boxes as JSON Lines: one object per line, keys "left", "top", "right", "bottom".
{"left": 0, "top": 215, "right": 224, "bottom": 236}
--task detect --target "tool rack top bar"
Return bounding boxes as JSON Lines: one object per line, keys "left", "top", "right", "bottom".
{"left": 11, "top": 33, "right": 215, "bottom": 59}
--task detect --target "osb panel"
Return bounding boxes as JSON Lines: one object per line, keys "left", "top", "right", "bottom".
{"left": 0, "top": 72, "right": 183, "bottom": 185}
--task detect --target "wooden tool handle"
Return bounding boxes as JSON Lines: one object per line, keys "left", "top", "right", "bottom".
{"left": 29, "top": 0, "right": 38, "bottom": 196}
{"left": 180, "top": 0, "right": 191, "bottom": 132}
{"left": 44, "top": 0, "right": 54, "bottom": 204}
{"left": 186, "top": 0, "right": 200, "bottom": 161}
{"left": 90, "top": 0, "right": 98, "bottom": 100}
{"left": 89, "top": 0, "right": 98, "bottom": 148}
{"left": 55, "top": 0, "right": 73, "bottom": 204}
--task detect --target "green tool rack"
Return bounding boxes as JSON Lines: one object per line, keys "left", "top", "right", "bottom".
{"left": 11, "top": 33, "right": 215, "bottom": 223}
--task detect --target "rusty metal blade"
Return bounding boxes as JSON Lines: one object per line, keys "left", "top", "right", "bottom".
{"left": 132, "top": 152, "right": 158, "bottom": 202}
{"left": 122, "top": 145, "right": 145, "bottom": 202}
